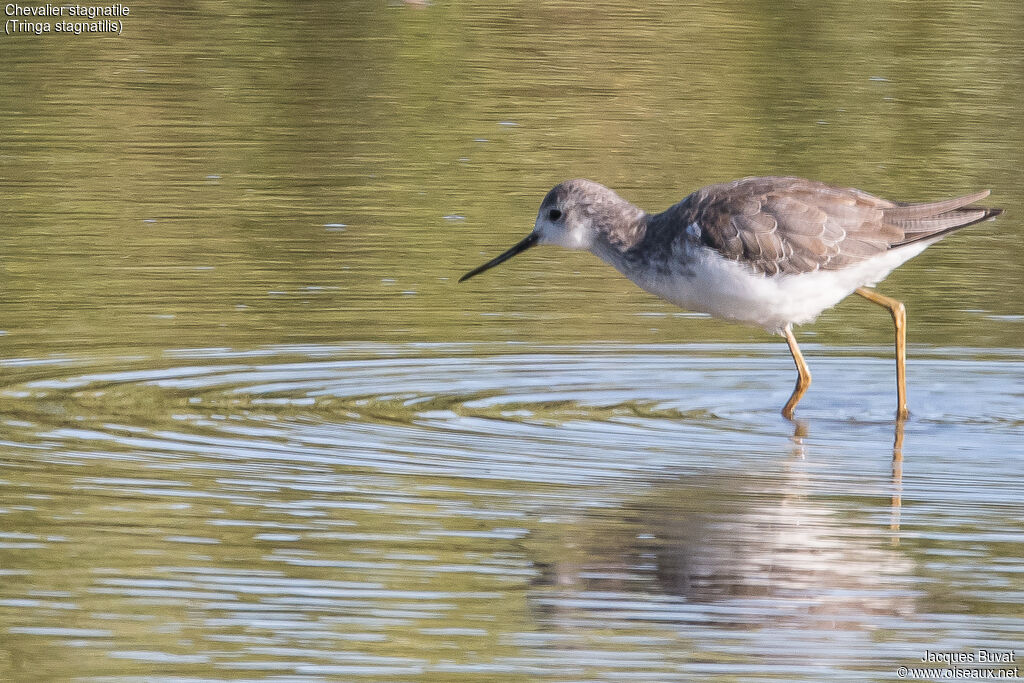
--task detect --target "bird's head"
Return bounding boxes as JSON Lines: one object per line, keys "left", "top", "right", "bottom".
{"left": 459, "top": 179, "right": 645, "bottom": 282}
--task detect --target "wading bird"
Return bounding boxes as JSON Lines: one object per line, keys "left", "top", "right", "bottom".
{"left": 460, "top": 176, "right": 1001, "bottom": 418}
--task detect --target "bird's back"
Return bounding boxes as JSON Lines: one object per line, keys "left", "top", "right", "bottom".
{"left": 644, "top": 176, "right": 1001, "bottom": 277}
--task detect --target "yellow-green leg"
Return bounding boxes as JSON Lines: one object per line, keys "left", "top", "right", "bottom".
{"left": 782, "top": 324, "right": 811, "bottom": 420}
{"left": 856, "top": 287, "right": 909, "bottom": 419}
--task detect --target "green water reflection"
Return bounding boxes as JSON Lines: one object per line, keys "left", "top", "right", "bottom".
{"left": 1, "top": 1, "right": 1023, "bottom": 681}
{"left": 0, "top": 1, "right": 1021, "bottom": 359}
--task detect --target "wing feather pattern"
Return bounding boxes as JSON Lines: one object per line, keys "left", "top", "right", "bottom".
{"left": 651, "top": 177, "right": 1001, "bottom": 276}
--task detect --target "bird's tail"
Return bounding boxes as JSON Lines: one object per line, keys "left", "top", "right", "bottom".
{"left": 885, "top": 190, "right": 1002, "bottom": 247}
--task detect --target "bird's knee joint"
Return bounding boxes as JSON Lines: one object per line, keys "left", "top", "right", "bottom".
{"left": 891, "top": 301, "right": 906, "bottom": 322}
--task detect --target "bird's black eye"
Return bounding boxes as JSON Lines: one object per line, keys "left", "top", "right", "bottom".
{"left": 548, "top": 209, "right": 562, "bottom": 221}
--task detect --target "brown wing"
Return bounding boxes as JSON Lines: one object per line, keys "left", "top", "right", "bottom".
{"left": 673, "top": 177, "right": 998, "bottom": 276}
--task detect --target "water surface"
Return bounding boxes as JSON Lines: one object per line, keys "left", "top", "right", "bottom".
{"left": 1, "top": 1, "right": 1023, "bottom": 680}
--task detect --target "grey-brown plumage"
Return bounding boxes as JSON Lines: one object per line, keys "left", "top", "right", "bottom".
{"left": 460, "top": 175, "right": 1002, "bottom": 418}
{"left": 645, "top": 176, "right": 1002, "bottom": 276}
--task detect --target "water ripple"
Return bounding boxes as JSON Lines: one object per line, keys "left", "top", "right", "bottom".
{"left": 0, "top": 343, "right": 1022, "bottom": 680}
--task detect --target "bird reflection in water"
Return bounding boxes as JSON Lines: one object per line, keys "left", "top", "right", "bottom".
{"left": 531, "top": 422, "right": 912, "bottom": 623}
{"left": 789, "top": 418, "right": 904, "bottom": 543}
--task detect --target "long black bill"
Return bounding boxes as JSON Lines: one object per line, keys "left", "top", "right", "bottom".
{"left": 459, "top": 233, "right": 539, "bottom": 283}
